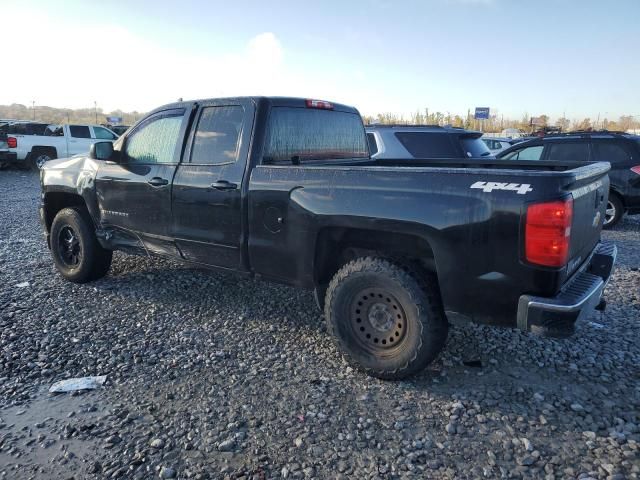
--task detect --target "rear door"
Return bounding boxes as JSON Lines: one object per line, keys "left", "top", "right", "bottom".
{"left": 171, "top": 99, "right": 254, "bottom": 268}
{"left": 592, "top": 139, "right": 635, "bottom": 195}
{"left": 95, "top": 108, "right": 190, "bottom": 256}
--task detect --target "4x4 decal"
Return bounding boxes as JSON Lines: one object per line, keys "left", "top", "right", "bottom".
{"left": 470, "top": 181, "right": 533, "bottom": 195}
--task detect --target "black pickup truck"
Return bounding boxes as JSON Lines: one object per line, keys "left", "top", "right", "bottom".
{"left": 39, "top": 97, "right": 616, "bottom": 379}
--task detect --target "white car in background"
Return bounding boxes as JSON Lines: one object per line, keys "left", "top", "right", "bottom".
{"left": 482, "top": 136, "right": 523, "bottom": 155}
{"left": 4, "top": 124, "right": 119, "bottom": 169}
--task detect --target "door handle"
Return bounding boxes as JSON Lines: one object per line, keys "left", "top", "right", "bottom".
{"left": 210, "top": 180, "right": 237, "bottom": 191}
{"left": 148, "top": 177, "right": 169, "bottom": 187}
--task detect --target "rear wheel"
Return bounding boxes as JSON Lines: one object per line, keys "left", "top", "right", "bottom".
{"left": 325, "top": 257, "right": 448, "bottom": 380}
{"left": 603, "top": 193, "right": 623, "bottom": 229}
{"left": 30, "top": 148, "right": 57, "bottom": 170}
{"left": 50, "top": 207, "right": 112, "bottom": 283}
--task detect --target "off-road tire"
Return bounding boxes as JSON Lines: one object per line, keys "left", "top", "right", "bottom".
{"left": 50, "top": 207, "right": 112, "bottom": 283}
{"left": 325, "top": 257, "right": 448, "bottom": 380}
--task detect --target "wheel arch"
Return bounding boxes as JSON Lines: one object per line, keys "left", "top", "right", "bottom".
{"left": 31, "top": 145, "right": 58, "bottom": 158}
{"left": 609, "top": 188, "right": 625, "bottom": 207}
{"left": 312, "top": 226, "right": 441, "bottom": 309}
{"left": 43, "top": 192, "right": 89, "bottom": 233}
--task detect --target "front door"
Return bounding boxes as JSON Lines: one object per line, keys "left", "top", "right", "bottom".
{"left": 171, "top": 100, "right": 254, "bottom": 269}
{"left": 95, "top": 107, "right": 190, "bottom": 256}
{"left": 67, "top": 125, "right": 96, "bottom": 156}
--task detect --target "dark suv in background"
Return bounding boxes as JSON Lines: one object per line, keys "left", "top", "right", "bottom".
{"left": 366, "top": 125, "right": 493, "bottom": 160}
{"left": 497, "top": 131, "right": 640, "bottom": 227}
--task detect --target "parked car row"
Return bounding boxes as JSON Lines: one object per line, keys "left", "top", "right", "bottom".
{"left": 496, "top": 132, "right": 640, "bottom": 227}
{"left": 0, "top": 122, "right": 119, "bottom": 169}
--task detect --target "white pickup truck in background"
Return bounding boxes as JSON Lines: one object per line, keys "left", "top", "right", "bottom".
{"left": 4, "top": 124, "right": 118, "bottom": 169}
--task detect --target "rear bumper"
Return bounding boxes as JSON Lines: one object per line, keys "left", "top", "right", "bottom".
{"left": 0, "top": 150, "right": 17, "bottom": 162}
{"left": 517, "top": 242, "right": 617, "bottom": 337}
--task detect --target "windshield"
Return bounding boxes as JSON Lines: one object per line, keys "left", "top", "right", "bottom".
{"left": 461, "top": 137, "right": 493, "bottom": 158}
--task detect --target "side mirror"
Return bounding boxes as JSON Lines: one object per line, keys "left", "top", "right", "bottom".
{"left": 89, "top": 141, "right": 115, "bottom": 161}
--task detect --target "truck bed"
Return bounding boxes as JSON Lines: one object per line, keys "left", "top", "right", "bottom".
{"left": 248, "top": 159, "right": 610, "bottom": 327}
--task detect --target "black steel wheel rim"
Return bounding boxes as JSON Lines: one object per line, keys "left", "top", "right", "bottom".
{"left": 58, "top": 226, "right": 81, "bottom": 267}
{"left": 349, "top": 288, "right": 407, "bottom": 354}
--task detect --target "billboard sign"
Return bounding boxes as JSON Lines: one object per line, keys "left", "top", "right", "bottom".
{"left": 474, "top": 107, "right": 490, "bottom": 120}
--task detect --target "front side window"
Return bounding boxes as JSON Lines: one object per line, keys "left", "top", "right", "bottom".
{"left": 125, "top": 114, "right": 183, "bottom": 164}
{"left": 264, "top": 108, "right": 368, "bottom": 164}
{"left": 546, "top": 142, "right": 590, "bottom": 161}
{"left": 190, "top": 106, "right": 243, "bottom": 165}
{"left": 94, "top": 126, "right": 117, "bottom": 140}
{"left": 395, "top": 132, "right": 457, "bottom": 158}
{"left": 503, "top": 145, "right": 543, "bottom": 160}
{"left": 69, "top": 125, "right": 91, "bottom": 138}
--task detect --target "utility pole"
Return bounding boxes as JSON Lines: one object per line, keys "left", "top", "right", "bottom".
{"left": 32, "top": 100, "right": 35, "bottom": 120}
{"left": 94, "top": 101, "right": 98, "bottom": 124}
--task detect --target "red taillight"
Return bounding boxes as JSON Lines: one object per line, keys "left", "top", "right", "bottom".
{"left": 305, "top": 99, "right": 333, "bottom": 110}
{"left": 631, "top": 165, "right": 640, "bottom": 175}
{"left": 525, "top": 198, "right": 573, "bottom": 267}
{"left": 7, "top": 137, "right": 17, "bottom": 148}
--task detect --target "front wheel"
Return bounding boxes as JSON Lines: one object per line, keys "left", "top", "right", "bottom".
{"left": 603, "top": 193, "right": 624, "bottom": 229}
{"left": 50, "top": 207, "right": 112, "bottom": 283}
{"left": 325, "top": 257, "right": 448, "bottom": 380}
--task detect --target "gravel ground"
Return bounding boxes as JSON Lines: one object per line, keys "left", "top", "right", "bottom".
{"left": 0, "top": 169, "right": 638, "bottom": 480}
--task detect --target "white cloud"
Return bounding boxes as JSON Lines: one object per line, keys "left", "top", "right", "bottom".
{"left": 0, "top": 6, "right": 289, "bottom": 112}
{"left": 0, "top": 5, "right": 404, "bottom": 116}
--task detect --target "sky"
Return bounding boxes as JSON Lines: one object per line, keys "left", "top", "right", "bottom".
{"left": 1, "top": 0, "right": 639, "bottom": 121}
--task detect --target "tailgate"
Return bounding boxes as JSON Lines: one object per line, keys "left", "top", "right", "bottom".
{"left": 565, "top": 163, "right": 610, "bottom": 275}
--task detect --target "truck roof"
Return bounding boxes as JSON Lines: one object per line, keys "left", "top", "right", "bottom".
{"left": 149, "top": 96, "right": 361, "bottom": 116}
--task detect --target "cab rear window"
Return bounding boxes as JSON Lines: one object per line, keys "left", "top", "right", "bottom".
{"left": 264, "top": 108, "right": 368, "bottom": 164}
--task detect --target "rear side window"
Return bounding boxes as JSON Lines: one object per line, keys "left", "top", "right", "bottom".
{"left": 546, "top": 142, "right": 590, "bottom": 161}
{"left": 190, "top": 106, "right": 244, "bottom": 165}
{"left": 367, "top": 133, "right": 378, "bottom": 155}
{"left": 593, "top": 142, "right": 631, "bottom": 164}
{"left": 45, "top": 125, "right": 64, "bottom": 137}
{"left": 394, "top": 132, "right": 457, "bottom": 158}
{"left": 264, "top": 108, "right": 368, "bottom": 164}
{"left": 69, "top": 125, "right": 91, "bottom": 138}
{"left": 461, "top": 137, "right": 492, "bottom": 157}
